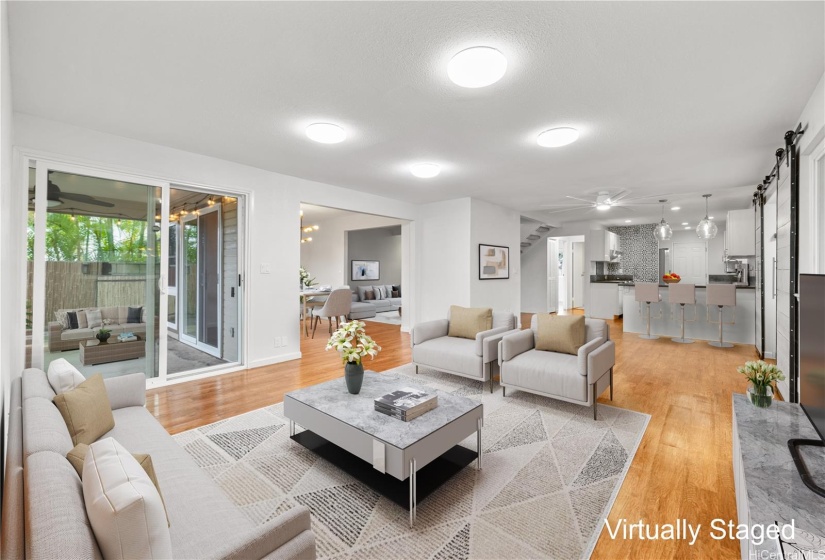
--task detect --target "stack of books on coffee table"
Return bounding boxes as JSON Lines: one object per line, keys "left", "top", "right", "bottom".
{"left": 374, "top": 388, "right": 438, "bottom": 421}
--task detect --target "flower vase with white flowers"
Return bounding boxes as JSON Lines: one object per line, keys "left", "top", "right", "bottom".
{"left": 738, "top": 360, "right": 784, "bottom": 408}
{"left": 326, "top": 321, "right": 381, "bottom": 394}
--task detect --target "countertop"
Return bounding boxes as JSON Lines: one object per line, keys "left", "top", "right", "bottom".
{"left": 616, "top": 282, "right": 755, "bottom": 289}
{"left": 733, "top": 394, "right": 825, "bottom": 553}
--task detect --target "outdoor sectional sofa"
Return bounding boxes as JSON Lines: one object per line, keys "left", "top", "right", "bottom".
{"left": 48, "top": 305, "right": 147, "bottom": 352}
{"left": 1, "top": 368, "right": 316, "bottom": 559}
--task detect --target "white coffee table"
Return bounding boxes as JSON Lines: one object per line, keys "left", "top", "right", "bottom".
{"left": 284, "top": 371, "right": 483, "bottom": 527}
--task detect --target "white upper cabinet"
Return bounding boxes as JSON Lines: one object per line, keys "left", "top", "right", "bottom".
{"left": 588, "top": 231, "right": 621, "bottom": 261}
{"left": 726, "top": 209, "right": 755, "bottom": 256}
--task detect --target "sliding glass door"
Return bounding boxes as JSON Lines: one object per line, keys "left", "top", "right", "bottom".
{"left": 29, "top": 160, "right": 169, "bottom": 382}
{"left": 178, "top": 205, "right": 222, "bottom": 357}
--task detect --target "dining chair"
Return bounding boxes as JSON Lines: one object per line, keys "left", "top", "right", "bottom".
{"left": 311, "top": 288, "right": 353, "bottom": 338}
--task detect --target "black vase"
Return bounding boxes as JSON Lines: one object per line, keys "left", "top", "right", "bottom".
{"left": 96, "top": 332, "right": 110, "bottom": 343}
{"left": 344, "top": 362, "right": 364, "bottom": 394}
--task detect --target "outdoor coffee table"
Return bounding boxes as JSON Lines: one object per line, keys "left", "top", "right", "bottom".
{"left": 284, "top": 371, "right": 483, "bottom": 527}
{"left": 79, "top": 335, "right": 145, "bottom": 366}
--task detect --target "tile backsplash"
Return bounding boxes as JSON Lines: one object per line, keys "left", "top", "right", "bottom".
{"left": 605, "top": 224, "right": 659, "bottom": 282}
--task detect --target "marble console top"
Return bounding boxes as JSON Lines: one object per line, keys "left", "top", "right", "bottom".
{"left": 285, "top": 372, "right": 482, "bottom": 450}
{"left": 733, "top": 394, "right": 825, "bottom": 539}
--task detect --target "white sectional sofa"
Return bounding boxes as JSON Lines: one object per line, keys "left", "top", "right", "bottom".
{"left": 1, "top": 369, "right": 317, "bottom": 559}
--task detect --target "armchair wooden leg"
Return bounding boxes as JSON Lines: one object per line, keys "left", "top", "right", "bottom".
{"left": 415, "top": 365, "right": 419, "bottom": 375}
{"left": 610, "top": 367, "right": 614, "bottom": 401}
{"left": 592, "top": 382, "right": 597, "bottom": 420}
{"left": 502, "top": 386, "right": 506, "bottom": 397}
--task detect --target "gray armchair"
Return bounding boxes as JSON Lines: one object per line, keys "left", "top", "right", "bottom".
{"left": 498, "top": 316, "right": 615, "bottom": 419}
{"left": 411, "top": 311, "right": 519, "bottom": 392}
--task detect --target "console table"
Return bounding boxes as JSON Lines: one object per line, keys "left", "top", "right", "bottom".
{"left": 732, "top": 394, "right": 825, "bottom": 559}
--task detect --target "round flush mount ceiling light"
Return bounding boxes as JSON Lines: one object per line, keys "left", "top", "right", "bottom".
{"left": 625, "top": 219, "right": 632, "bottom": 223}
{"left": 537, "top": 127, "right": 580, "bottom": 148}
{"left": 305, "top": 123, "right": 346, "bottom": 144}
{"left": 448, "top": 46, "right": 507, "bottom": 88}
{"left": 410, "top": 163, "right": 441, "bottom": 179}
{"left": 671, "top": 206, "right": 681, "bottom": 211}
{"left": 596, "top": 203, "right": 610, "bottom": 211}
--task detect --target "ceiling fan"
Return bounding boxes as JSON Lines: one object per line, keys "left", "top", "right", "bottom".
{"left": 540, "top": 190, "right": 669, "bottom": 215}
{"left": 29, "top": 173, "right": 115, "bottom": 208}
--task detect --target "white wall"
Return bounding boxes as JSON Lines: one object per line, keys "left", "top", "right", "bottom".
{"left": 469, "top": 199, "right": 521, "bottom": 318}
{"left": 10, "top": 114, "right": 419, "bottom": 370}
{"left": 415, "top": 198, "right": 471, "bottom": 322}
{"left": 300, "top": 212, "right": 405, "bottom": 288}
{"left": 520, "top": 240, "right": 548, "bottom": 314}
{"left": 1, "top": 0, "right": 15, "bottom": 488}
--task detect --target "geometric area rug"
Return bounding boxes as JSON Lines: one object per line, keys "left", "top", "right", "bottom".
{"left": 174, "top": 363, "right": 650, "bottom": 559}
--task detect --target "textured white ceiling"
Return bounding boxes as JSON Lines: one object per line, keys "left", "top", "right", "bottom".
{"left": 8, "top": 1, "right": 824, "bottom": 225}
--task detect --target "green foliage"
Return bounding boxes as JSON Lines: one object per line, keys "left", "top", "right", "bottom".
{"left": 27, "top": 212, "right": 151, "bottom": 263}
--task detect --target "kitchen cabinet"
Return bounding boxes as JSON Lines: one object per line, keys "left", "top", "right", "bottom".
{"left": 588, "top": 231, "right": 621, "bottom": 261}
{"left": 725, "top": 209, "right": 755, "bottom": 256}
{"left": 589, "top": 283, "right": 622, "bottom": 319}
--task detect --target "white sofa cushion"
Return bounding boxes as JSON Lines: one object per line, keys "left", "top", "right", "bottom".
{"left": 83, "top": 438, "right": 172, "bottom": 560}
{"left": 413, "top": 336, "right": 483, "bottom": 378}
{"left": 46, "top": 359, "right": 86, "bottom": 394}
{"left": 86, "top": 309, "right": 103, "bottom": 329}
{"left": 502, "top": 349, "right": 587, "bottom": 402}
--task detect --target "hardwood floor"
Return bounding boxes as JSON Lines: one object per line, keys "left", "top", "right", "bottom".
{"left": 147, "top": 312, "right": 757, "bottom": 559}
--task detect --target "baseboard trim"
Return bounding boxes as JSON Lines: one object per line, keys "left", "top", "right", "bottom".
{"left": 248, "top": 352, "right": 302, "bottom": 369}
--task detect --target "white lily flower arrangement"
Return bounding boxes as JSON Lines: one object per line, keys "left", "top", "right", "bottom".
{"left": 738, "top": 360, "right": 784, "bottom": 394}
{"left": 326, "top": 320, "right": 382, "bottom": 364}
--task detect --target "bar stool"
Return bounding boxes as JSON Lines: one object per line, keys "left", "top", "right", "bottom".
{"left": 668, "top": 283, "right": 696, "bottom": 344}
{"left": 706, "top": 284, "right": 736, "bottom": 348}
{"left": 635, "top": 282, "right": 662, "bottom": 340}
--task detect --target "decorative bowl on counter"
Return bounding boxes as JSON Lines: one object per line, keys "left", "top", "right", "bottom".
{"left": 662, "top": 273, "right": 681, "bottom": 284}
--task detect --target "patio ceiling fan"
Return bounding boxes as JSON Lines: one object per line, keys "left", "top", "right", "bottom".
{"left": 540, "top": 190, "right": 671, "bottom": 215}
{"left": 29, "top": 172, "right": 115, "bottom": 208}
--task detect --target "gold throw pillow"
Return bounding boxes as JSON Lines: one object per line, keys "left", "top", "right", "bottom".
{"left": 448, "top": 306, "right": 493, "bottom": 339}
{"left": 67, "top": 443, "right": 170, "bottom": 526}
{"left": 53, "top": 374, "right": 115, "bottom": 446}
{"left": 536, "top": 314, "right": 586, "bottom": 355}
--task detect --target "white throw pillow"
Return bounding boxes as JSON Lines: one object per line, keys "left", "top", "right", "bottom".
{"left": 46, "top": 358, "right": 86, "bottom": 394}
{"left": 86, "top": 309, "right": 103, "bottom": 329}
{"left": 83, "top": 438, "right": 172, "bottom": 560}
{"left": 54, "top": 310, "right": 69, "bottom": 329}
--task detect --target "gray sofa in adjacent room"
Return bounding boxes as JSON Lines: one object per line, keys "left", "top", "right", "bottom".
{"left": 1, "top": 369, "right": 317, "bottom": 559}
{"left": 348, "top": 285, "right": 402, "bottom": 320}
{"left": 498, "top": 316, "right": 615, "bottom": 419}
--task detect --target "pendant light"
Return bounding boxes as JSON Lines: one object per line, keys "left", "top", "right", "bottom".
{"left": 696, "top": 194, "right": 718, "bottom": 240}
{"left": 653, "top": 200, "right": 673, "bottom": 241}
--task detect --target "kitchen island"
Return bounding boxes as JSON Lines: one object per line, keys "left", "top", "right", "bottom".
{"left": 621, "top": 284, "right": 755, "bottom": 344}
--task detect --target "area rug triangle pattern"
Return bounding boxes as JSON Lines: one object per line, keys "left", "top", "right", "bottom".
{"left": 174, "top": 364, "right": 650, "bottom": 559}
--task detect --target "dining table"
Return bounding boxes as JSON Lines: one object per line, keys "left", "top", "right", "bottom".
{"left": 300, "top": 289, "right": 331, "bottom": 337}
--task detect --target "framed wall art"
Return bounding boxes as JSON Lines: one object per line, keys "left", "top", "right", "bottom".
{"left": 479, "top": 244, "right": 509, "bottom": 280}
{"left": 351, "top": 260, "right": 380, "bottom": 281}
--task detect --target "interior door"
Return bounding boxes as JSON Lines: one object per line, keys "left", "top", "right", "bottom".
{"left": 763, "top": 193, "right": 777, "bottom": 359}
{"left": 547, "top": 239, "right": 559, "bottom": 313}
{"left": 572, "top": 242, "right": 585, "bottom": 308}
{"left": 672, "top": 242, "right": 707, "bottom": 285}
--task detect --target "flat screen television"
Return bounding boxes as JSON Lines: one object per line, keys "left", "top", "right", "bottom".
{"left": 788, "top": 274, "right": 825, "bottom": 497}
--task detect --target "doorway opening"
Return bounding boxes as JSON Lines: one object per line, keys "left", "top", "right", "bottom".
{"left": 549, "top": 235, "right": 585, "bottom": 313}
{"left": 298, "top": 203, "right": 411, "bottom": 343}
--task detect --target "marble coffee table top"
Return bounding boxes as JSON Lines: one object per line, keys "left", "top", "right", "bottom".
{"left": 285, "top": 371, "right": 482, "bottom": 449}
